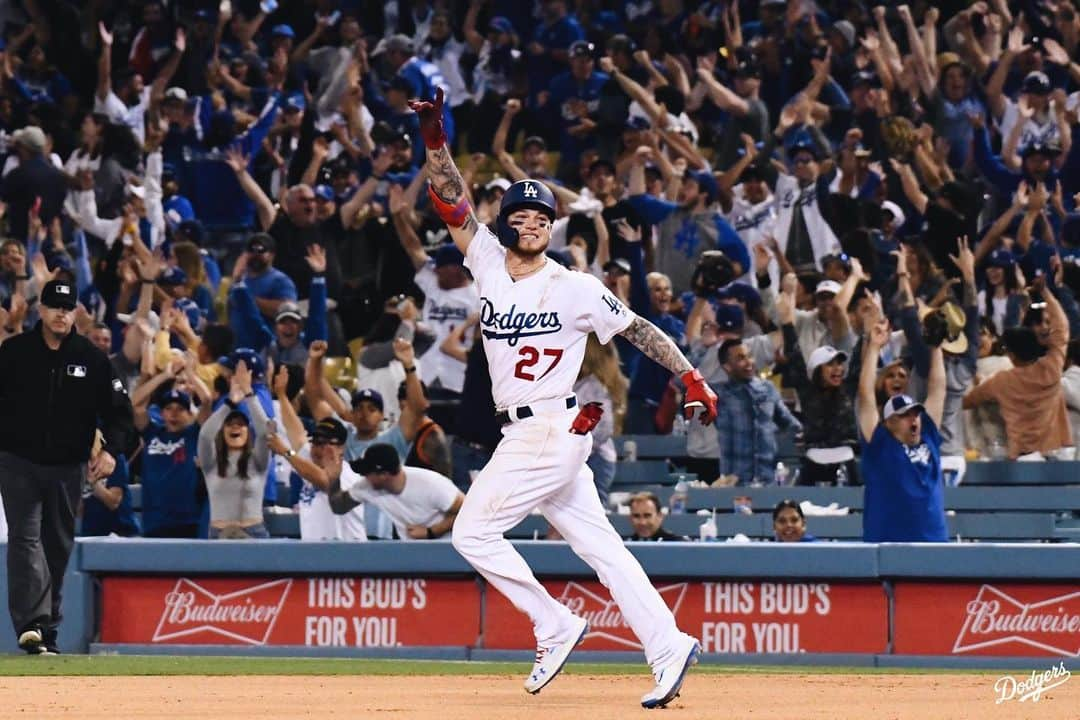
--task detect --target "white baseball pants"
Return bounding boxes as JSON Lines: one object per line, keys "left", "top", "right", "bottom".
{"left": 451, "top": 407, "right": 684, "bottom": 669}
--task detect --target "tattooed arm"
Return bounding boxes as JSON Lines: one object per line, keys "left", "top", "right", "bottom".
{"left": 619, "top": 316, "right": 693, "bottom": 374}
{"left": 426, "top": 144, "right": 480, "bottom": 254}
{"left": 410, "top": 89, "right": 478, "bottom": 255}
{"left": 619, "top": 314, "right": 719, "bottom": 424}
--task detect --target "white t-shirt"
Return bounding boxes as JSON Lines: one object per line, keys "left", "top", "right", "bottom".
{"left": 725, "top": 185, "right": 777, "bottom": 285}
{"left": 296, "top": 444, "right": 367, "bottom": 541}
{"left": 464, "top": 222, "right": 635, "bottom": 410}
{"left": 414, "top": 261, "right": 480, "bottom": 393}
{"left": 345, "top": 466, "right": 460, "bottom": 541}
{"left": 94, "top": 87, "right": 151, "bottom": 145}
{"left": 998, "top": 98, "right": 1060, "bottom": 152}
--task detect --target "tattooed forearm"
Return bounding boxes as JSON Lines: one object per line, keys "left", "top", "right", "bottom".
{"left": 619, "top": 316, "right": 693, "bottom": 374}
{"left": 422, "top": 429, "right": 454, "bottom": 480}
{"left": 427, "top": 144, "right": 466, "bottom": 203}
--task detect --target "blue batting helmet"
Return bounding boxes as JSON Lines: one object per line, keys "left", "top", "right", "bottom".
{"left": 496, "top": 179, "right": 557, "bottom": 249}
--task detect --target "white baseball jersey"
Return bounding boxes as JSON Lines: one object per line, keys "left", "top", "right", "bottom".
{"left": 464, "top": 224, "right": 634, "bottom": 410}
{"left": 296, "top": 444, "right": 367, "bottom": 541}
{"left": 725, "top": 185, "right": 777, "bottom": 285}
{"left": 414, "top": 260, "right": 480, "bottom": 393}
{"left": 345, "top": 466, "right": 461, "bottom": 541}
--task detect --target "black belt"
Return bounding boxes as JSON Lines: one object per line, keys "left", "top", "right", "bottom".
{"left": 495, "top": 396, "right": 577, "bottom": 425}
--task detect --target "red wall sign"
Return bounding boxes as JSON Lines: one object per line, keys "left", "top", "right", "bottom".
{"left": 894, "top": 583, "right": 1080, "bottom": 657}
{"left": 101, "top": 577, "right": 481, "bottom": 647}
{"left": 483, "top": 580, "right": 887, "bottom": 653}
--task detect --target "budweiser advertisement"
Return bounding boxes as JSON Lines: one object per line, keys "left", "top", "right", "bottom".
{"left": 101, "top": 577, "right": 481, "bottom": 647}
{"left": 894, "top": 583, "right": 1080, "bottom": 657}
{"left": 484, "top": 581, "right": 887, "bottom": 653}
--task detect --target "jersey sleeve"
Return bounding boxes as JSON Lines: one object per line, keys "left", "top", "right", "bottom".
{"left": 463, "top": 224, "right": 506, "bottom": 290}
{"left": 573, "top": 273, "right": 635, "bottom": 344}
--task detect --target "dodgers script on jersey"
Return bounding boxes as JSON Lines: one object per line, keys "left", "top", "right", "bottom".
{"left": 464, "top": 224, "right": 634, "bottom": 410}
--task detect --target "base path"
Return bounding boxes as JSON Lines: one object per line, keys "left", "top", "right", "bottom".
{"left": 1, "top": 673, "right": 1075, "bottom": 719}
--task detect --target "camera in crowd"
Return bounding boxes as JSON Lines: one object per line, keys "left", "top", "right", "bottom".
{"left": 690, "top": 250, "right": 737, "bottom": 298}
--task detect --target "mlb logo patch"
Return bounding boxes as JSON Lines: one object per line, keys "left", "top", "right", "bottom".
{"left": 67, "top": 365, "right": 87, "bottom": 378}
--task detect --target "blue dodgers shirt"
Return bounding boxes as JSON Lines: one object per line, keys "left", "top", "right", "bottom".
{"left": 81, "top": 455, "right": 139, "bottom": 537}
{"left": 140, "top": 422, "right": 203, "bottom": 534}
{"left": 860, "top": 413, "right": 948, "bottom": 542}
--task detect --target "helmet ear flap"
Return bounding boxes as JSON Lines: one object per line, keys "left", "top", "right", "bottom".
{"left": 496, "top": 215, "right": 520, "bottom": 249}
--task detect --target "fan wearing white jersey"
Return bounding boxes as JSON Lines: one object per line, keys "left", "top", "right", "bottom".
{"left": 409, "top": 89, "right": 718, "bottom": 709}
{"left": 268, "top": 414, "right": 367, "bottom": 542}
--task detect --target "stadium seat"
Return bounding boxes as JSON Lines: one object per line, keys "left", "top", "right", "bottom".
{"left": 964, "top": 461, "right": 1080, "bottom": 485}
{"left": 263, "top": 510, "right": 300, "bottom": 538}
{"left": 506, "top": 515, "right": 551, "bottom": 539}
{"left": 612, "top": 460, "right": 672, "bottom": 487}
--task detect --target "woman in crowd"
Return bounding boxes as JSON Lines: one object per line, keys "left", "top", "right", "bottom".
{"left": 574, "top": 334, "right": 629, "bottom": 505}
{"left": 977, "top": 249, "right": 1024, "bottom": 336}
{"left": 198, "top": 359, "right": 271, "bottom": 539}
{"left": 772, "top": 500, "right": 816, "bottom": 543}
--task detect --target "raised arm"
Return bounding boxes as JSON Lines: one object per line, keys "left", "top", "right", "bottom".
{"left": 888, "top": 158, "right": 929, "bottom": 215}
{"left": 857, "top": 318, "right": 888, "bottom": 442}
{"left": 224, "top": 146, "right": 275, "bottom": 231}
{"left": 410, "top": 88, "right": 477, "bottom": 254}
{"left": 390, "top": 186, "right": 429, "bottom": 270}
{"left": 924, "top": 345, "right": 946, "bottom": 427}
{"left": 303, "top": 340, "right": 348, "bottom": 421}
{"left": 96, "top": 22, "right": 113, "bottom": 102}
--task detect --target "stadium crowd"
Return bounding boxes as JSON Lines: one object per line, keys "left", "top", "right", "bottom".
{"left": 0, "top": 0, "right": 1078, "bottom": 544}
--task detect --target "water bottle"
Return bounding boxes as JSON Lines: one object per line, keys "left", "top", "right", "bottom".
{"left": 670, "top": 479, "right": 689, "bottom": 514}
{"left": 835, "top": 464, "right": 849, "bottom": 487}
{"left": 774, "top": 462, "right": 789, "bottom": 486}
{"left": 672, "top": 413, "right": 688, "bottom": 437}
{"left": 699, "top": 512, "right": 718, "bottom": 541}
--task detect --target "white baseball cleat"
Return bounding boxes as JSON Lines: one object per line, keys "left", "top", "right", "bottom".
{"left": 641, "top": 634, "right": 701, "bottom": 709}
{"left": 18, "top": 628, "right": 45, "bottom": 655}
{"left": 524, "top": 616, "right": 589, "bottom": 695}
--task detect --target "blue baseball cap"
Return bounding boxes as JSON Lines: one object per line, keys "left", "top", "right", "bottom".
{"left": 489, "top": 16, "right": 514, "bottom": 34}
{"left": 687, "top": 169, "right": 718, "bottom": 202}
{"left": 158, "top": 266, "right": 188, "bottom": 286}
{"left": 222, "top": 347, "right": 266, "bottom": 378}
{"left": 159, "top": 388, "right": 192, "bottom": 410}
{"left": 433, "top": 243, "right": 465, "bottom": 268}
{"left": 882, "top": 394, "right": 924, "bottom": 421}
{"left": 351, "top": 388, "right": 384, "bottom": 411}
{"left": 314, "top": 184, "right": 335, "bottom": 201}
{"left": 986, "top": 249, "right": 1016, "bottom": 268}
{"left": 283, "top": 93, "right": 306, "bottom": 112}
{"left": 272, "top": 24, "right": 295, "bottom": 38}
{"left": 718, "top": 282, "right": 762, "bottom": 310}
{"left": 175, "top": 297, "right": 203, "bottom": 330}
{"left": 714, "top": 303, "right": 745, "bottom": 331}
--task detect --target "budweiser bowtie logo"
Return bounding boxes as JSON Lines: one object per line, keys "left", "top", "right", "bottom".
{"left": 153, "top": 578, "right": 292, "bottom": 645}
{"left": 557, "top": 581, "right": 688, "bottom": 649}
{"left": 953, "top": 585, "right": 1080, "bottom": 657}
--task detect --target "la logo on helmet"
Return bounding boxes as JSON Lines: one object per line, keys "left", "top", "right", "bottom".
{"left": 523, "top": 183, "right": 538, "bottom": 199}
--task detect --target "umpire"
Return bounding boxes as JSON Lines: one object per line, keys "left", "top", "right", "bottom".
{"left": 0, "top": 280, "right": 135, "bottom": 654}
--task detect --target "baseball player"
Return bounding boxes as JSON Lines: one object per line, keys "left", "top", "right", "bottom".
{"left": 409, "top": 89, "right": 718, "bottom": 709}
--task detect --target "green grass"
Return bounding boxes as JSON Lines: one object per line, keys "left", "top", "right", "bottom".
{"left": 0, "top": 655, "right": 1014, "bottom": 677}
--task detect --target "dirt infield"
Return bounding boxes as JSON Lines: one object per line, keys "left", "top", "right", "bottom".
{"left": 1, "top": 672, "right": 1076, "bottom": 719}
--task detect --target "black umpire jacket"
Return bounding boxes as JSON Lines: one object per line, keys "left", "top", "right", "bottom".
{"left": 0, "top": 323, "right": 135, "bottom": 465}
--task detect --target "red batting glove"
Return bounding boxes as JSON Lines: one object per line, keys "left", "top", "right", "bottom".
{"left": 408, "top": 87, "right": 447, "bottom": 150}
{"left": 681, "top": 369, "right": 718, "bottom": 426}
